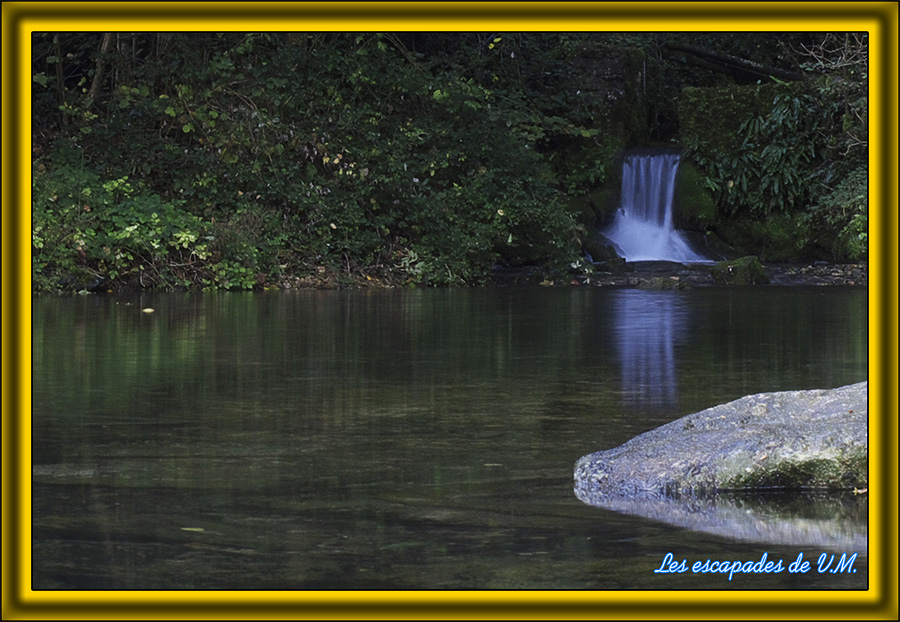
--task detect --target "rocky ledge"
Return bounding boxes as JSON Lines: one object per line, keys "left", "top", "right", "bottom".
{"left": 574, "top": 382, "right": 868, "bottom": 502}
{"left": 487, "top": 259, "right": 867, "bottom": 288}
{"left": 573, "top": 260, "right": 868, "bottom": 289}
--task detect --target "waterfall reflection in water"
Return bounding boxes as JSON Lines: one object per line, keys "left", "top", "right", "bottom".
{"left": 612, "top": 290, "right": 690, "bottom": 409}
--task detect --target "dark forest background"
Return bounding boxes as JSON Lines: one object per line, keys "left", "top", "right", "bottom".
{"left": 31, "top": 32, "right": 868, "bottom": 292}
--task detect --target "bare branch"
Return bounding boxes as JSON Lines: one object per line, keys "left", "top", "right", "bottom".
{"left": 663, "top": 41, "right": 807, "bottom": 82}
{"left": 796, "top": 33, "right": 867, "bottom": 75}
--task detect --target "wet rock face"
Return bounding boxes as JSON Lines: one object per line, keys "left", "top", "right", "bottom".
{"left": 574, "top": 382, "right": 867, "bottom": 503}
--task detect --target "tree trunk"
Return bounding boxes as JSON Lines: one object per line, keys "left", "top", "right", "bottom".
{"left": 87, "top": 32, "right": 114, "bottom": 106}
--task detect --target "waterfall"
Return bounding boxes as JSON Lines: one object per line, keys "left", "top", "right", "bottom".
{"left": 602, "top": 152, "right": 710, "bottom": 263}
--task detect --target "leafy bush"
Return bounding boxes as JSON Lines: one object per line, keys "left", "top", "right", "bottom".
{"left": 682, "top": 90, "right": 819, "bottom": 218}
{"left": 33, "top": 32, "right": 585, "bottom": 291}
{"left": 803, "top": 166, "right": 867, "bottom": 261}
{"left": 679, "top": 33, "right": 868, "bottom": 261}
{"left": 32, "top": 144, "right": 212, "bottom": 291}
{"left": 33, "top": 31, "right": 866, "bottom": 287}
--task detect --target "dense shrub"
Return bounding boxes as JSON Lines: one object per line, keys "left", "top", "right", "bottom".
{"left": 802, "top": 166, "right": 868, "bottom": 261}
{"left": 677, "top": 33, "right": 867, "bottom": 262}
{"left": 32, "top": 143, "right": 212, "bottom": 292}
{"left": 32, "top": 31, "right": 868, "bottom": 292}
{"left": 32, "top": 32, "right": 587, "bottom": 290}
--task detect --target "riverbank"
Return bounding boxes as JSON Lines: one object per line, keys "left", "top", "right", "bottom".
{"left": 486, "top": 261, "right": 868, "bottom": 289}
{"left": 45, "top": 259, "right": 868, "bottom": 295}
{"left": 225, "top": 259, "right": 869, "bottom": 291}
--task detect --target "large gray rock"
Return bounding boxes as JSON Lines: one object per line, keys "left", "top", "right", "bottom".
{"left": 575, "top": 382, "right": 868, "bottom": 500}
{"left": 574, "top": 382, "right": 868, "bottom": 548}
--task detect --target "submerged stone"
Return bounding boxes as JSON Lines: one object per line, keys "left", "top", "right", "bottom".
{"left": 575, "top": 381, "right": 867, "bottom": 501}
{"left": 637, "top": 276, "right": 687, "bottom": 290}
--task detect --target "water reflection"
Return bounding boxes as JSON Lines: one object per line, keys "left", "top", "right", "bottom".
{"left": 31, "top": 287, "right": 868, "bottom": 589}
{"left": 612, "top": 290, "right": 689, "bottom": 409}
{"left": 574, "top": 488, "right": 868, "bottom": 550}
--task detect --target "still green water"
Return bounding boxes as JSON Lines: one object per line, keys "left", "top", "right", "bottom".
{"left": 32, "top": 286, "right": 868, "bottom": 589}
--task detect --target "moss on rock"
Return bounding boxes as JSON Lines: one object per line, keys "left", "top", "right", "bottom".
{"left": 709, "top": 255, "right": 769, "bottom": 285}
{"left": 674, "top": 160, "right": 716, "bottom": 230}
{"left": 720, "top": 448, "right": 868, "bottom": 491}
{"left": 638, "top": 276, "right": 687, "bottom": 290}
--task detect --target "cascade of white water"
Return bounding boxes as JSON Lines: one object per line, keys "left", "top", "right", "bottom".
{"left": 602, "top": 152, "right": 710, "bottom": 263}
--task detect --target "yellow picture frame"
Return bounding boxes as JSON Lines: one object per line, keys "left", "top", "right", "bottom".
{"left": 4, "top": 2, "right": 897, "bottom": 619}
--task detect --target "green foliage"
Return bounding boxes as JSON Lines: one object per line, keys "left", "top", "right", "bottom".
{"left": 712, "top": 212, "right": 809, "bottom": 262}
{"left": 709, "top": 255, "right": 769, "bottom": 285}
{"left": 681, "top": 86, "right": 818, "bottom": 217}
{"left": 32, "top": 145, "right": 212, "bottom": 292}
{"left": 31, "top": 31, "right": 868, "bottom": 289}
{"left": 803, "top": 166, "right": 867, "bottom": 261}
{"left": 839, "top": 210, "right": 868, "bottom": 262}
{"left": 680, "top": 38, "right": 868, "bottom": 262}
{"left": 674, "top": 161, "right": 716, "bottom": 228}
{"left": 33, "top": 32, "right": 588, "bottom": 292}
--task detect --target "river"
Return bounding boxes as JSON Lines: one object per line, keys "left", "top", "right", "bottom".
{"left": 32, "top": 285, "right": 868, "bottom": 589}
